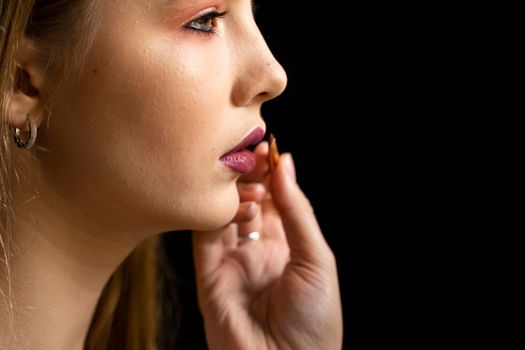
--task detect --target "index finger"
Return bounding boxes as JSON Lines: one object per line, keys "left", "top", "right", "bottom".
{"left": 238, "top": 141, "right": 269, "bottom": 183}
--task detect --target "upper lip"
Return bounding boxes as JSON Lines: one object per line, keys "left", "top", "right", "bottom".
{"left": 222, "top": 126, "right": 266, "bottom": 156}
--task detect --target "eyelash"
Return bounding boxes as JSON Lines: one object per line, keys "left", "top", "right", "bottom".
{"left": 184, "top": 11, "right": 228, "bottom": 36}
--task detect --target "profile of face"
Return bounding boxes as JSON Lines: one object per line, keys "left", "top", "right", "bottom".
{"left": 28, "top": 0, "right": 287, "bottom": 235}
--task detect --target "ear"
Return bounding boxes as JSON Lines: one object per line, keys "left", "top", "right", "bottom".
{"left": 6, "top": 38, "right": 46, "bottom": 132}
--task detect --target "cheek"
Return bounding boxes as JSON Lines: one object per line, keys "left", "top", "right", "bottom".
{"left": 120, "top": 41, "right": 231, "bottom": 189}
{"left": 38, "top": 32, "right": 239, "bottom": 231}
{"left": 136, "top": 63, "right": 239, "bottom": 230}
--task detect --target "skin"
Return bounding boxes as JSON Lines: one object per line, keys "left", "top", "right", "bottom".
{"left": 0, "top": 0, "right": 342, "bottom": 349}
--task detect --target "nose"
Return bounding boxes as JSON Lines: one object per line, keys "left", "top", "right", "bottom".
{"left": 231, "top": 26, "right": 288, "bottom": 107}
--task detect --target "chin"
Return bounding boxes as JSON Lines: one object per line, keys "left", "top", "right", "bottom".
{"left": 183, "top": 186, "right": 240, "bottom": 231}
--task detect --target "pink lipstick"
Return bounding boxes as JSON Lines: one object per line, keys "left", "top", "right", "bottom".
{"left": 220, "top": 127, "right": 265, "bottom": 174}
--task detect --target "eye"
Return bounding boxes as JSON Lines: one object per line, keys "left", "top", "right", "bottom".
{"left": 185, "top": 11, "right": 228, "bottom": 35}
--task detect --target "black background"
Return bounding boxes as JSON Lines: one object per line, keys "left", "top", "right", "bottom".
{"left": 163, "top": 0, "right": 353, "bottom": 348}
{"left": 161, "top": 2, "right": 479, "bottom": 349}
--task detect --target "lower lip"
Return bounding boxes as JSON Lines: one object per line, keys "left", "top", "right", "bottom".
{"left": 219, "top": 149, "right": 256, "bottom": 174}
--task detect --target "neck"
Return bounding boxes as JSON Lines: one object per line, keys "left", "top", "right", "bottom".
{"left": 1, "top": 235, "right": 123, "bottom": 349}
{"left": 0, "top": 161, "right": 156, "bottom": 349}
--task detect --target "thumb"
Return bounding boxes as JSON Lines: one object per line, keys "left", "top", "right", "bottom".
{"left": 270, "top": 153, "right": 328, "bottom": 262}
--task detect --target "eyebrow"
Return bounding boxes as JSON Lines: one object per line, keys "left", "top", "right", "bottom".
{"left": 165, "top": 0, "right": 256, "bottom": 10}
{"left": 163, "top": 0, "right": 258, "bottom": 17}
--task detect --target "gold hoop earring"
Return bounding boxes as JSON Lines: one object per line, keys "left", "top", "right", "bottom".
{"left": 13, "top": 116, "right": 37, "bottom": 150}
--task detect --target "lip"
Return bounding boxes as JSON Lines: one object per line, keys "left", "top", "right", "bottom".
{"left": 219, "top": 126, "right": 266, "bottom": 174}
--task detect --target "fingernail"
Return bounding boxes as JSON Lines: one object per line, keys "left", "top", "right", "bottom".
{"left": 285, "top": 154, "right": 297, "bottom": 182}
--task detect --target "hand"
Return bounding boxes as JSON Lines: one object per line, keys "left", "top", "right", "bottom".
{"left": 192, "top": 142, "right": 343, "bottom": 350}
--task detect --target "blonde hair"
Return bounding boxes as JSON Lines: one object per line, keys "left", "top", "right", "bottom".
{"left": 1, "top": 1, "right": 178, "bottom": 348}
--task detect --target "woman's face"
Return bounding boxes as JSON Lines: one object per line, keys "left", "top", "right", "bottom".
{"left": 36, "top": 0, "right": 287, "bottom": 233}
